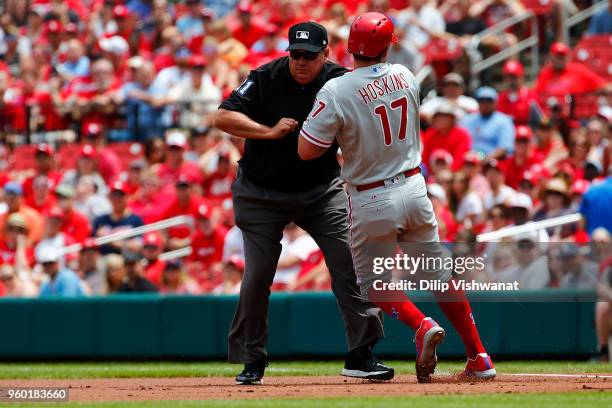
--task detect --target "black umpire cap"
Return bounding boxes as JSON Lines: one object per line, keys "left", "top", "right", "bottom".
{"left": 286, "top": 22, "right": 328, "bottom": 52}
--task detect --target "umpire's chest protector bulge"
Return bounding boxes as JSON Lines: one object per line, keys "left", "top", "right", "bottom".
{"left": 219, "top": 57, "right": 348, "bottom": 193}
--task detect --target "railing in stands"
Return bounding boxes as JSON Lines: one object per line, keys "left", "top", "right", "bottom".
{"left": 562, "top": 0, "right": 609, "bottom": 44}
{"left": 61, "top": 215, "right": 192, "bottom": 255}
{"left": 476, "top": 213, "right": 583, "bottom": 242}
{"left": 467, "top": 11, "right": 540, "bottom": 85}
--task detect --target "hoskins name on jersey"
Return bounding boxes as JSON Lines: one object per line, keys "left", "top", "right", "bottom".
{"left": 357, "top": 72, "right": 411, "bottom": 105}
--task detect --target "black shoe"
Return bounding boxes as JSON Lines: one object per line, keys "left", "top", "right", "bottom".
{"left": 341, "top": 345, "right": 395, "bottom": 381}
{"left": 235, "top": 361, "right": 267, "bottom": 385}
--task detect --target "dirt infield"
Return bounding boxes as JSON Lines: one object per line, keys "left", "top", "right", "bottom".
{"left": 1, "top": 374, "right": 611, "bottom": 402}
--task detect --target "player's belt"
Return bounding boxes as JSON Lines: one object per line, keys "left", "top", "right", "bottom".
{"left": 355, "top": 167, "right": 421, "bottom": 192}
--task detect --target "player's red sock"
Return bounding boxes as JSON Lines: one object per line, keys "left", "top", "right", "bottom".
{"left": 433, "top": 281, "right": 486, "bottom": 359}
{"left": 370, "top": 289, "right": 425, "bottom": 331}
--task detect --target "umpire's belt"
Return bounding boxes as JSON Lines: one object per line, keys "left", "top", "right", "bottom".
{"left": 355, "top": 167, "right": 421, "bottom": 192}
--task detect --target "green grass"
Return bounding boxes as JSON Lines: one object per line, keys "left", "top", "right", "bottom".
{"left": 0, "top": 360, "right": 609, "bottom": 379}
{"left": 4, "top": 393, "right": 612, "bottom": 408}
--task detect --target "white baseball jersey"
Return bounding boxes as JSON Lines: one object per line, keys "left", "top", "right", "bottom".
{"left": 300, "top": 62, "right": 422, "bottom": 186}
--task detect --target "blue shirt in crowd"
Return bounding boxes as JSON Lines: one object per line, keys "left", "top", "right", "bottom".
{"left": 92, "top": 213, "right": 144, "bottom": 254}
{"left": 579, "top": 177, "right": 612, "bottom": 234}
{"left": 461, "top": 111, "right": 515, "bottom": 156}
{"left": 39, "top": 269, "right": 85, "bottom": 297}
{"left": 588, "top": 8, "right": 612, "bottom": 34}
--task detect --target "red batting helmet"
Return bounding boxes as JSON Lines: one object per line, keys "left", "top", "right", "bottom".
{"left": 348, "top": 12, "right": 397, "bottom": 58}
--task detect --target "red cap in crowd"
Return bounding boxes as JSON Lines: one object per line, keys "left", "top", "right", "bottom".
{"left": 176, "top": 173, "right": 192, "bottom": 186}
{"left": 85, "top": 122, "right": 103, "bottom": 137}
{"left": 515, "top": 125, "right": 533, "bottom": 142}
{"left": 36, "top": 143, "right": 54, "bottom": 156}
{"left": 503, "top": 60, "right": 524, "bottom": 77}
{"left": 189, "top": 54, "right": 208, "bottom": 68}
{"left": 80, "top": 144, "right": 96, "bottom": 158}
{"left": 46, "top": 20, "right": 63, "bottom": 34}
{"left": 113, "top": 5, "right": 130, "bottom": 19}
{"left": 430, "top": 149, "right": 453, "bottom": 167}
{"left": 65, "top": 23, "right": 79, "bottom": 34}
{"left": 226, "top": 255, "right": 245, "bottom": 272}
{"left": 110, "top": 180, "right": 128, "bottom": 194}
{"left": 47, "top": 206, "right": 65, "bottom": 219}
{"left": 484, "top": 159, "right": 504, "bottom": 172}
{"left": 237, "top": 0, "right": 253, "bottom": 13}
{"left": 463, "top": 151, "right": 483, "bottom": 165}
{"left": 197, "top": 204, "right": 210, "bottom": 219}
{"left": 143, "top": 232, "right": 163, "bottom": 248}
{"left": 550, "top": 42, "right": 569, "bottom": 56}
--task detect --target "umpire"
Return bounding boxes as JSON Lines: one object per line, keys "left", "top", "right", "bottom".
{"left": 214, "top": 21, "right": 392, "bottom": 385}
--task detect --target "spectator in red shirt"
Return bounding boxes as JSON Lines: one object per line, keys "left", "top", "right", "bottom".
{"left": 142, "top": 232, "right": 166, "bottom": 287}
{"left": 157, "top": 174, "right": 205, "bottom": 246}
{"left": 533, "top": 42, "right": 608, "bottom": 98}
{"left": 497, "top": 60, "right": 539, "bottom": 125}
{"left": 231, "top": 1, "right": 268, "bottom": 49}
{"left": 188, "top": 204, "right": 227, "bottom": 289}
{"left": 25, "top": 175, "right": 57, "bottom": 214}
{"left": 243, "top": 24, "right": 286, "bottom": 68}
{"left": 202, "top": 152, "right": 235, "bottom": 202}
{"left": 532, "top": 118, "right": 567, "bottom": 171}
{"left": 82, "top": 123, "right": 122, "bottom": 184}
{"left": 54, "top": 184, "right": 92, "bottom": 243}
{"left": 212, "top": 256, "right": 244, "bottom": 294}
{"left": 427, "top": 183, "right": 457, "bottom": 242}
{"left": 99, "top": 35, "right": 130, "bottom": 80}
{"left": 502, "top": 125, "right": 537, "bottom": 189}
{"left": 421, "top": 103, "right": 472, "bottom": 171}
{"left": 22, "top": 143, "right": 62, "bottom": 203}
{"left": 156, "top": 130, "right": 204, "bottom": 194}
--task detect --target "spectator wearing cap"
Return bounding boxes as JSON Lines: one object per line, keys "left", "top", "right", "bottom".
{"left": 56, "top": 39, "right": 90, "bottom": 83}
{"left": 483, "top": 159, "right": 516, "bottom": 210}
{"left": 420, "top": 73, "right": 478, "bottom": 123}
{"left": 587, "top": 1, "right": 612, "bottom": 35}
{"left": 557, "top": 133, "right": 591, "bottom": 181}
{"left": 213, "top": 256, "right": 244, "bottom": 294}
{"left": 124, "top": 159, "right": 147, "bottom": 196}
{"left": 580, "top": 165, "right": 612, "bottom": 235}
{"left": 127, "top": 171, "right": 166, "bottom": 223}
{"left": 494, "top": 231, "right": 549, "bottom": 289}
{"left": 142, "top": 232, "right": 166, "bottom": 286}
{"left": 188, "top": 203, "right": 227, "bottom": 290}
{"left": 115, "top": 60, "right": 166, "bottom": 140}
{"left": 421, "top": 103, "right": 472, "bottom": 171}
{"left": 450, "top": 171, "right": 485, "bottom": 227}
{"left": 0, "top": 213, "right": 35, "bottom": 269}
{"left": 461, "top": 86, "right": 515, "bottom": 159}
{"left": 502, "top": 126, "right": 538, "bottom": 189}
{"left": 59, "top": 144, "right": 109, "bottom": 196}
{"left": 34, "top": 206, "right": 77, "bottom": 268}
{"left": 151, "top": 47, "right": 192, "bottom": 97}
{"left": 37, "top": 246, "right": 85, "bottom": 297}
{"left": 78, "top": 238, "right": 105, "bottom": 295}
{"left": 21, "top": 144, "right": 62, "bottom": 204}
{"left": 533, "top": 42, "right": 608, "bottom": 98}
{"left": 160, "top": 260, "right": 201, "bottom": 294}
{"left": 585, "top": 118, "right": 609, "bottom": 168}
{"left": 534, "top": 178, "right": 573, "bottom": 237}
{"left": 557, "top": 244, "right": 599, "bottom": 289}
{"left": 184, "top": 127, "right": 213, "bottom": 163}
{"left": 176, "top": 0, "right": 207, "bottom": 40}
{"left": 245, "top": 24, "right": 287, "bottom": 68}
{"left": 482, "top": 203, "right": 511, "bottom": 236}
{"left": 117, "top": 250, "right": 158, "bottom": 293}
{"left": 428, "top": 149, "right": 454, "bottom": 176}
{"left": 99, "top": 35, "right": 131, "bottom": 79}
{"left": 81, "top": 123, "right": 122, "bottom": 184}
{"left": 0, "top": 264, "right": 38, "bottom": 297}
{"left": 104, "top": 254, "right": 126, "bottom": 294}
{"left": 156, "top": 130, "right": 204, "bottom": 191}
{"left": 54, "top": 184, "right": 92, "bottom": 242}
{"left": 396, "top": 0, "right": 446, "bottom": 49}
{"left": 231, "top": 1, "right": 268, "bottom": 49}
{"left": 168, "top": 54, "right": 222, "bottom": 129}
{"left": 497, "top": 60, "right": 539, "bottom": 125}
{"left": 427, "top": 183, "right": 457, "bottom": 242}
{"left": 92, "top": 181, "right": 144, "bottom": 255}
{"left": 0, "top": 182, "right": 43, "bottom": 244}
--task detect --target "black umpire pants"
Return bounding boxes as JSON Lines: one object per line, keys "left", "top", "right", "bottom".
{"left": 228, "top": 170, "right": 384, "bottom": 364}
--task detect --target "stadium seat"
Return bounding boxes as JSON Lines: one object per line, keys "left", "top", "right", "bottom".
{"left": 107, "top": 142, "right": 144, "bottom": 168}
{"left": 8, "top": 145, "right": 38, "bottom": 171}
{"left": 57, "top": 143, "right": 82, "bottom": 170}
{"left": 572, "top": 35, "right": 612, "bottom": 80}
{"left": 421, "top": 38, "right": 463, "bottom": 64}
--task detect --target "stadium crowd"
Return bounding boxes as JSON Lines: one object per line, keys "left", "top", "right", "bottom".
{"left": 0, "top": 0, "right": 610, "bottom": 305}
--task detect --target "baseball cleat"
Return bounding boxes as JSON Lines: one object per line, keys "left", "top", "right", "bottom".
{"left": 463, "top": 353, "right": 496, "bottom": 379}
{"left": 235, "top": 361, "right": 267, "bottom": 385}
{"left": 342, "top": 345, "right": 395, "bottom": 380}
{"left": 414, "top": 317, "right": 445, "bottom": 383}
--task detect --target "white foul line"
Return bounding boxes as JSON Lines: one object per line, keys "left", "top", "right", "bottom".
{"left": 508, "top": 373, "right": 612, "bottom": 379}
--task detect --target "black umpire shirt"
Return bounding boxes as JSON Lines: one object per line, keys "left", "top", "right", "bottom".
{"left": 219, "top": 57, "right": 347, "bottom": 193}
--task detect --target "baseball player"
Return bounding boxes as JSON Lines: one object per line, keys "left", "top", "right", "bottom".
{"left": 298, "top": 12, "right": 496, "bottom": 382}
